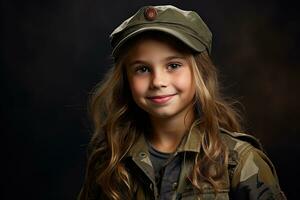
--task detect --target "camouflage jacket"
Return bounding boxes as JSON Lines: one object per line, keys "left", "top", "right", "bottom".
{"left": 127, "top": 128, "right": 286, "bottom": 200}
{"left": 80, "top": 128, "right": 286, "bottom": 200}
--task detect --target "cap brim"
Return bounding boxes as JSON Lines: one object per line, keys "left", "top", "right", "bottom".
{"left": 112, "top": 25, "right": 207, "bottom": 57}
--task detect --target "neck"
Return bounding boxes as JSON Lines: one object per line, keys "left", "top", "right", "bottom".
{"left": 149, "top": 109, "right": 195, "bottom": 153}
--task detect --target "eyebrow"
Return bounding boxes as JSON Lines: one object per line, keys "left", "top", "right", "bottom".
{"left": 127, "top": 55, "right": 187, "bottom": 67}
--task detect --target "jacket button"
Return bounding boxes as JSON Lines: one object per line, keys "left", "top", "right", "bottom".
{"left": 139, "top": 152, "right": 147, "bottom": 158}
{"left": 149, "top": 183, "right": 153, "bottom": 191}
{"left": 172, "top": 182, "right": 178, "bottom": 190}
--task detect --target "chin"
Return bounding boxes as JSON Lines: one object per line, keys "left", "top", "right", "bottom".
{"left": 148, "top": 110, "right": 176, "bottom": 119}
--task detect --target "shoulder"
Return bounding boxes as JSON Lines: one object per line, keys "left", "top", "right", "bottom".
{"left": 219, "top": 128, "right": 273, "bottom": 178}
{"left": 219, "top": 128, "right": 286, "bottom": 199}
{"left": 219, "top": 127, "right": 264, "bottom": 152}
{"left": 219, "top": 128, "right": 268, "bottom": 184}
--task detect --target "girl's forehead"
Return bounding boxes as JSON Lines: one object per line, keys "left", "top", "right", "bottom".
{"left": 123, "top": 32, "right": 192, "bottom": 61}
{"left": 125, "top": 37, "right": 189, "bottom": 64}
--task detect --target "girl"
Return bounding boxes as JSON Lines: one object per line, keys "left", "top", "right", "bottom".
{"left": 78, "top": 5, "right": 286, "bottom": 200}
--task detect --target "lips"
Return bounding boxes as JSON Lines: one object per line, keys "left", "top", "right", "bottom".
{"left": 147, "top": 94, "right": 176, "bottom": 104}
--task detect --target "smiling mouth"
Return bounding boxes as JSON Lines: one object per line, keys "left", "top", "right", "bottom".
{"left": 146, "top": 94, "right": 176, "bottom": 104}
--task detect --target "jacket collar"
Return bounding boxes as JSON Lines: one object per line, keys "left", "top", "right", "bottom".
{"left": 128, "top": 126, "right": 203, "bottom": 158}
{"left": 128, "top": 132, "right": 150, "bottom": 158}
{"left": 177, "top": 127, "right": 202, "bottom": 153}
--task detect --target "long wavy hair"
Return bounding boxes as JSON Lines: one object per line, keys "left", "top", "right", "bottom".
{"left": 79, "top": 32, "right": 242, "bottom": 200}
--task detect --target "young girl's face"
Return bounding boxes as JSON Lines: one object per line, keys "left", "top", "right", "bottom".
{"left": 125, "top": 36, "right": 196, "bottom": 120}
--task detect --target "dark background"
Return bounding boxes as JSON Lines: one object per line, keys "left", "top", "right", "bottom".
{"left": 2, "top": 0, "right": 299, "bottom": 199}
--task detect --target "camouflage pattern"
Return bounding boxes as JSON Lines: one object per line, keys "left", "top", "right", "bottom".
{"left": 78, "top": 128, "right": 286, "bottom": 199}
{"left": 221, "top": 129, "right": 286, "bottom": 200}
{"left": 124, "top": 128, "right": 286, "bottom": 200}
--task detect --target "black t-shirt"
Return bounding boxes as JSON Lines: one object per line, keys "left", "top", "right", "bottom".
{"left": 148, "top": 143, "right": 182, "bottom": 199}
{"left": 148, "top": 144, "right": 172, "bottom": 175}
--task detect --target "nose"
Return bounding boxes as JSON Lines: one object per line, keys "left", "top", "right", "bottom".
{"left": 150, "top": 69, "right": 168, "bottom": 89}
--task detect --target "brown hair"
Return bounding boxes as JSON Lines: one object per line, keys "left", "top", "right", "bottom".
{"left": 78, "top": 32, "right": 242, "bottom": 199}
{"left": 188, "top": 52, "right": 241, "bottom": 191}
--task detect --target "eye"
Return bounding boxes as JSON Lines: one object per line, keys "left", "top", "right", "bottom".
{"left": 167, "top": 63, "right": 182, "bottom": 71}
{"left": 135, "top": 65, "right": 150, "bottom": 74}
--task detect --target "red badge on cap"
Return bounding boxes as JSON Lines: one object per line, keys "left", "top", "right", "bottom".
{"left": 144, "top": 7, "right": 157, "bottom": 21}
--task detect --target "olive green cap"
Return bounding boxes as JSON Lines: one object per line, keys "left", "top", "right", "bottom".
{"left": 109, "top": 5, "right": 212, "bottom": 58}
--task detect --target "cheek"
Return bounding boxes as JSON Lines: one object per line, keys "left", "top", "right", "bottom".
{"left": 174, "top": 70, "right": 195, "bottom": 94}
{"left": 128, "top": 77, "right": 149, "bottom": 97}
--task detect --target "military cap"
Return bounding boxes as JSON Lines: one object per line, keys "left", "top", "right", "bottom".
{"left": 109, "top": 5, "right": 212, "bottom": 58}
